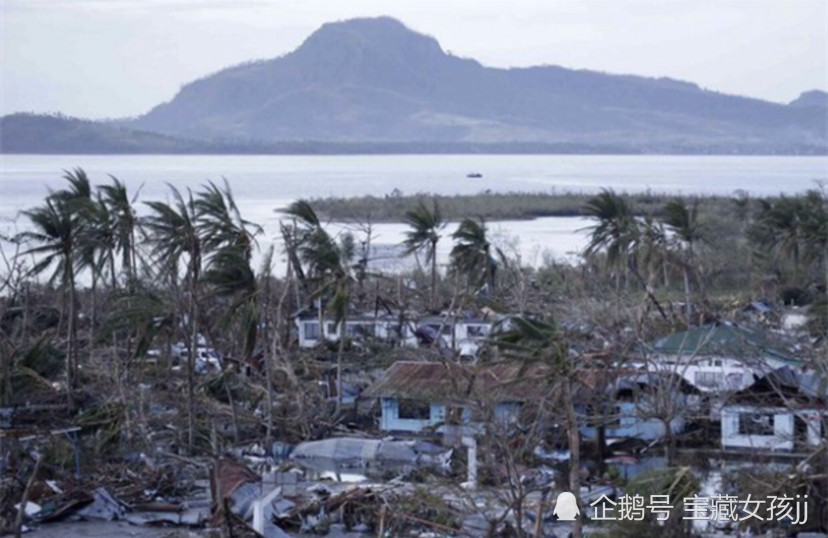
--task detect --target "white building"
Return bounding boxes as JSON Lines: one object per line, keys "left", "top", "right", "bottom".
{"left": 721, "top": 405, "right": 825, "bottom": 452}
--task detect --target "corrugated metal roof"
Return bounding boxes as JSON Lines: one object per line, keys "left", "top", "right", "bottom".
{"left": 363, "top": 360, "right": 553, "bottom": 402}
{"left": 648, "top": 322, "right": 802, "bottom": 365}
{"left": 363, "top": 361, "right": 641, "bottom": 404}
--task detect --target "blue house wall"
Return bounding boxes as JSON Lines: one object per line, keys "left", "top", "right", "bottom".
{"left": 379, "top": 398, "right": 521, "bottom": 433}
{"left": 579, "top": 402, "right": 685, "bottom": 441}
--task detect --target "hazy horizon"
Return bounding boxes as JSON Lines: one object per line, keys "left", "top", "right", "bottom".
{"left": 1, "top": 0, "right": 827, "bottom": 120}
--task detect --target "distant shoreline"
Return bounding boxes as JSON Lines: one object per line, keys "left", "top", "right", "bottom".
{"left": 287, "top": 191, "right": 753, "bottom": 223}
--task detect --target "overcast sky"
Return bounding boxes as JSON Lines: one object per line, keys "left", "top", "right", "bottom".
{"left": 2, "top": 0, "right": 827, "bottom": 119}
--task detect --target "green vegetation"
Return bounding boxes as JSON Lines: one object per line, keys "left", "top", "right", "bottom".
{"left": 303, "top": 190, "right": 745, "bottom": 222}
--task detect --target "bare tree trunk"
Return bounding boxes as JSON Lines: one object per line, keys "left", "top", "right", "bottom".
{"left": 682, "top": 266, "right": 692, "bottom": 324}
{"left": 89, "top": 270, "right": 97, "bottom": 364}
{"left": 336, "top": 308, "right": 347, "bottom": 415}
{"left": 187, "top": 275, "right": 198, "bottom": 454}
{"left": 563, "top": 378, "right": 582, "bottom": 538}
{"left": 66, "top": 263, "right": 78, "bottom": 408}
{"left": 430, "top": 241, "right": 437, "bottom": 311}
{"left": 663, "top": 418, "right": 676, "bottom": 466}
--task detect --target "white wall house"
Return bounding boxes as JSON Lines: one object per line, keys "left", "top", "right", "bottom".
{"left": 648, "top": 357, "right": 756, "bottom": 393}
{"left": 295, "top": 314, "right": 415, "bottom": 348}
{"left": 721, "top": 405, "right": 825, "bottom": 451}
{"left": 643, "top": 322, "right": 805, "bottom": 394}
{"left": 415, "top": 316, "right": 492, "bottom": 357}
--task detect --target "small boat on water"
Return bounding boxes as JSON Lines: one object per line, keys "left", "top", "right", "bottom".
{"left": 466, "top": 172, "right": 483, "bottom": 178}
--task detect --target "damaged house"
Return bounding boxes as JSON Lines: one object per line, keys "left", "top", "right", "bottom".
{"left": 720, "top": 368, "right": 826, "bottom": 452}
{"left": 414, "top": 315, "right": 492, "bottom": 357}
{"left": 363, "top": 361, "right": 538, "bottom": 434}
{"left": 295, "top": 309, "right": 495, "bottom": 356}
{"left": 641, "top": 321, "right": 806, "bottom": 394}
{"left": 578, "top": 371, "right": 697, "bottom": 442}
{"left": 294, "top": 311, "right": 415, "bottom": 348}
{"left": 364, "top": 361, "right": 696, "bottom": 444}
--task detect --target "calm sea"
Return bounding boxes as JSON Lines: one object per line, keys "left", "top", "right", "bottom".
{"left": 2, "top": 154, "right": 826, "bottom": 272}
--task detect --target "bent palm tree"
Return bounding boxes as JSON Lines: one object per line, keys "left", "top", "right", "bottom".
{"left": 450, "top": 217, "right": 501, "bottom": 294}
{"left": 581, "top": 189, "right": 639, "bottom": 288}
{"left": 195, "top": 180, "right": 261, "bottom": 263}
{"left": 662, "top": 198, "right": 705, "bottom": 315}
{"left": 143, "top": 186, "right": 202, "bottom": 452}
{"left": 21, "top": 196, "right": 81, "bottom": 402}
{"left": 98, "top": 176, "right": 140, "bottom": 288}
{"left": 285, "top": 199, "right": 355, "bottom": 409}
{"left": 402, "top": 199, "right": 444, "bottom": 310}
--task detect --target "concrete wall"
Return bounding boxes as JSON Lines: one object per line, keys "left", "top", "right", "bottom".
{"left": 721, "top": 406, "right": 825, "bottom": 451}
{"left": 721, "top": 406, "right": 794, "bottom": 451}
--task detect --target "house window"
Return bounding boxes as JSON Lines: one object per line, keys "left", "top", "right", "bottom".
{"left": 398, "top": 399, "right": 430, "bottom": 420}
{"left": 304, "top": 322, "right": 320, "bottom": 340}
{"left": 326, "top": 322, "right": 338, "bottom": 336}
{"left": 694, "top": 371, "right": 720, "bottom": 388}
{"left": 347, "top": 323, "right": 374, "bottom": 338}
{"left": 425, "top": 324, "right": 452, "bottom": 336}
{"left": 738, "top": 413, "right": 775, "bottom": 436}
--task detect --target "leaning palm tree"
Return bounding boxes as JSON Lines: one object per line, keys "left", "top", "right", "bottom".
{"left": 450, "top": 217, "right": 501, "bottom": 294}
{"left": 20, "top": 196, "right": 81, "bottom": 402}
{"left": 401, "top": 199, "right": 445, "bottom": 310}
{"left": 581, "top": 189, "right": 639, "bottom": 291}
{"left": 20, "top": 168, "right": 95, "bottom": 404}
{"left": 98, "top": 176, "right": 140, "bottom": 288}
{"left": 662, "top": 198, "right": 706, "bottom": 314}
{"left": 195, "top": 180, "right": 261, "bottom": 263}
{"left": 143, "top": 186, "right": 203, "bottom": 452}
{"left": 284, "top": 199, "right": 355, "bottom": 409}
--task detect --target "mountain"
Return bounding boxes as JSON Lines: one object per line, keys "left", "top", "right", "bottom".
{"left": 127, "top": 17, "right": 826, "bottom": 153}
{"left": 789, "top": 90, "right": 828, "bottom": 109}
{"left": 1, "top": 112, "right": 645, "bottom": 154}
{"left": 3, "top": 18, "right": 826, "bottom": 154}
{"left": 0, "top": 113, "right": 218, "bottom": 154}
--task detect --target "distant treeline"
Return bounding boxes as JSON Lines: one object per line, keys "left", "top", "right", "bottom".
{"left": 2, "top": 113, "right": 827, "bottom": 155}
{"left": 295, "top": 190, "right": 747, "bottom": 222}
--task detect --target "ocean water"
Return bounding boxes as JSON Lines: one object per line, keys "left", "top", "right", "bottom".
{"left": 1, "top": 154, "right": 826, "bottom": 273}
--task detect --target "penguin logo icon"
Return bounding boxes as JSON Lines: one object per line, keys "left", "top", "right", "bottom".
{"left": 553, "top": 492, "right": 580, "bottom": 521}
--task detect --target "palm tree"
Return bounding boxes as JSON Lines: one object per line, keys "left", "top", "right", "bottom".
{"left": 450, "top": 217, "right": 501, "bottom": 294}
{"left": 639, "top": 214, "right": 669, "bottom": 288}
{"left": 19, "top": 168, "right": 96, "bottom": 404}
{"left": 662, "top": 198, "right": 705, "bottom": 315}
{"left": 195, "top": 180, "right": 261, "bottom": 263}
{"left": 21, "top": 196, "right": 81, "bottom": 401}
{"left": 204, "top": 245, "right": 259, "bottom": 359}
{"left": 755, "top": 196, "right": 810, "bottom": 285}
{"left": 284, "top": 200, "right": 355, "bottom": 409}
{"left": 98, "top": 176, "right": 140, "bottom": 288}
{"left": 495, "top": 316, "right": 583, "bottom": 538}
{"left": 581, "top": 189, "right": 639, "bottom": 291}
{"left": 800, "top": 189, "right": 828, "bottom": 340}
{"left": 402, "top": 199, "right": 444, "bottom": 310}
{"left": 143, "top": 185, "right": 203, "bottom": 452}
